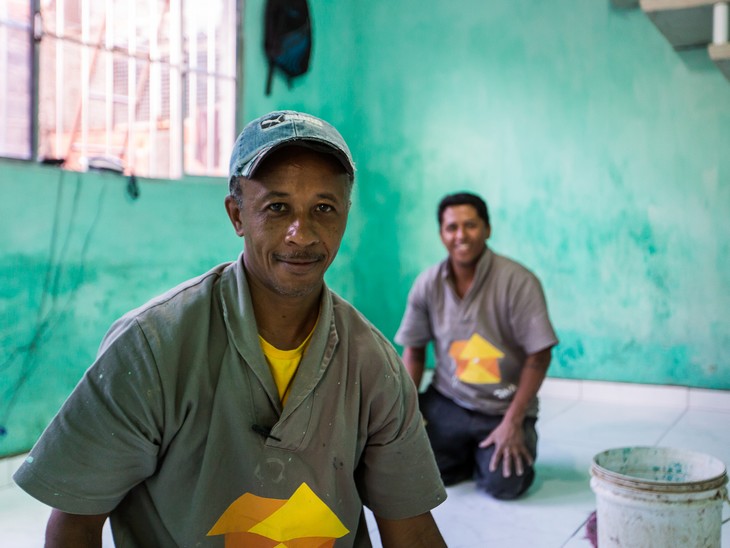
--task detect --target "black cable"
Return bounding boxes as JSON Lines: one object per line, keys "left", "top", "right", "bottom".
{"left": 49, "top": 174, "right": 83, "bottom": 305}
{"left": 252, "top": 424, "right": 282, "bottom": 442}
{"left": 0, "top": 170, "right": 65, "bottom": 375}
{"left": 0, "top": 174, "right": 108, "bottom": 435}
{"left": 126, "top": 174, "right": 139, "bottom": 200}
{"left": 0, "top": 172, "right": 80, "bottom": 367}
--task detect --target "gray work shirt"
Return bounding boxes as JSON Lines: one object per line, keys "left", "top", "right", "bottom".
{"left": 395, "top": 248, "right": 559, "bottom": 416}
{"left": 15, "top": 253, "right": 446, "bottom": 547}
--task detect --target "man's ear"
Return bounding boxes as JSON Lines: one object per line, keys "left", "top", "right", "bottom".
{"left": 224, "top": 195, "right": 246, "bottom": 237}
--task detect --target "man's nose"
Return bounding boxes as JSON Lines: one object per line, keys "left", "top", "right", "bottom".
{"left": 286, "top": 215, "right": 319, "bottom": 245}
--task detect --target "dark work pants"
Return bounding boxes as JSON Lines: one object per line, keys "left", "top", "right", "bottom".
{"left": 419, "top": 386, "right": 538, "bottom": 500}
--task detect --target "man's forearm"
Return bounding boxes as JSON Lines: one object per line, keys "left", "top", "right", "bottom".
{"left": 376, "top": 511, "right": 446, "bottom": 548}
{"left": 503, "top": 347, "right": 552, "bottom": 425}
{"left": 402, "top": 346, "right": 426, "bottom": 390}
{"left": 46, "top": 510, "right": 108, "bottom": 548}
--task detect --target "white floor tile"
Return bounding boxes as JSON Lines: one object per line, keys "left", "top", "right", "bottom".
{"left": 538, "top": 396, "right": 580, "bottom": 423}
{"left": 0, "top": 482, "right": 115, "bottom": 546}
{"left": 538, "top": 400, "right": 686, "bottom": 453}
{"left": 658, "top": 408, "right": 730, "bottom": 467}
{"left": 0, "top": 456, "right": 10, "bottom": 488}
{"left": 688, "top": 388, "right": 730, "bottom": 412}
{"left": 0, "top": 483, "right": 51, "bottom": 546}
{"left": 1, "top": 454, "right": 26, "bottom": 487}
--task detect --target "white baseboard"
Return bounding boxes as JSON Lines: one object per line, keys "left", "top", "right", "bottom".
{"left": 540, "top": 377, "right": 730, "bottom": 411}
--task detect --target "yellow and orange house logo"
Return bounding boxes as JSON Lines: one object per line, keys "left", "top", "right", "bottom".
{"left": 449, "top": 333, "right": 504, "bottom": 384}
{"left": 208, "top": 482, "right": 349, "bottom": 547}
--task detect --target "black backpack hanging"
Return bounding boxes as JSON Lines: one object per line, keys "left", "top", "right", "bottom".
{"left": 264, "top": 0, "right": 312, "bottom": 96}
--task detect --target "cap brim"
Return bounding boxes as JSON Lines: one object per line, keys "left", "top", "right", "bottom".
{"left": 240, "top": 139, "right": 355, "bottom": 178}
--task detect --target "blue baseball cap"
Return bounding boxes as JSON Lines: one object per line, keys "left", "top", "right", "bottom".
{"left": 228, "top": 111, "right": 355, "bottom": 186}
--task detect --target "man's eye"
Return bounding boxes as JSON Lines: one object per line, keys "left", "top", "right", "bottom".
{"left": 268, "top": 203, "right": 285, "bottom": 212}
{"left": 316, "top": 204, "right": 334, "bottom": 213}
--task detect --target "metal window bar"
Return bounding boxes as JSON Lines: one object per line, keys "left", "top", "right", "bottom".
{"left": 63, "top": 8, "right": 106, "bottom": 165}
{"left": 149, "top": 0, "right": 158, "bottom": 176}
{"left": 105, "top": 0, "right": 113, "bottom": 157}
{"left": 169, "top": 0, "right": 182, "bottom": 178}
{"left": 0, "top": 8, "right": 32, "bottom": 154}
{"left": 113, "top": 0, "right": 171, "bottom": 176}
{"left": 127, "top": 0, "right": 136, "bottom": 173}
{"left": 33, "top": 25, "right": 227, "bottom": 68}
{"left": 55, "top": 0, "right": 64, "bottom": 158}
{"left": 81, "top": 0, "right": 89, "bottom": 165}
{"left": 0, "top": 2, "right": 7, "bottom": 155}
{"left": 0, "top": 4, "right": 33, "bottom": 159}
{"left": 30, "top": 1, "right": 37, "bottom": 159}
{"left": 34, "top": 0, "right": 235, "bottom": 177}
{"left": 206, "top": 6, "right": 215, "bottom": 172}
{"left": 0, "top": 8, "right": 17, "bottom": 157}
{"left": 187, "top": 6, "right": 198, "bottom": 174}
{"left": 220, "top": 0, "right": 236, "bottom": 170}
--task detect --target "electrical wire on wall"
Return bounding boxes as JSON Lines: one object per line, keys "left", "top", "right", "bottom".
{"left": 0, "top": 168, "right": 108, "bottom": 438}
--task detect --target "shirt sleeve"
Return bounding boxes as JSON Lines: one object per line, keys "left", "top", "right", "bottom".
{"left": 509, "top": 272, "right": 559, "bottom": 355}
{"left": 354, "top": 336, "right": 446, "bottom": 519}
{"left": 394, "top": 272, "right": 434, "bottom": 349}
{"left": 13, "top": 317, "right": 164, "bottom": 515}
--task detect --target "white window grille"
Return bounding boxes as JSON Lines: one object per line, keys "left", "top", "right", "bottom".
{"left": 0, "top": 0, "right": 32, "bottom": 160}
{"left": 2, "top": 0, "right": 237, "bottom": 178}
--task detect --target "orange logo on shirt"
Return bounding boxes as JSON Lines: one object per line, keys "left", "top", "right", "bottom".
{"left": 449, "top": 333, "right": 504, "bottom": 384}
{"left": 208, "top": 483, "right": 349, "bottom": 547}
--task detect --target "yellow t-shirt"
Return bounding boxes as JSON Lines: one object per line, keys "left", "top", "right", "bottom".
{"left": 259, "top": 328, "right": 314, "bottom": 405}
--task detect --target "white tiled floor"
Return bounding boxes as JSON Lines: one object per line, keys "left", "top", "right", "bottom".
{"left": 2, "top": 379, "right": 729, "bottom": 547}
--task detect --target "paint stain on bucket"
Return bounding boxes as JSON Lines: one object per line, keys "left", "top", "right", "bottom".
{"left": 590, "top": 446, "right": 728, "bottom": 548}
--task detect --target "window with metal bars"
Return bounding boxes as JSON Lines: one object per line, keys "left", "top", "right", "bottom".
{"left": 0, "top": 0, "right": 238, "bottom": 179}
{"left": 0, "top": 1, "right": 32, "bottom": 161}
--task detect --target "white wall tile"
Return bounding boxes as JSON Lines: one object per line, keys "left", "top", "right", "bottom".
{"left": 580, "top": 381, "right": 688, "bottom": 408}
{"left": 541, "top": 378, "right": 582, "bottom": 400}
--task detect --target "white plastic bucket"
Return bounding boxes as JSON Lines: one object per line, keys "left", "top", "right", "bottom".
{"left": 590, "top": 446, "right": 728, "bottom": 548}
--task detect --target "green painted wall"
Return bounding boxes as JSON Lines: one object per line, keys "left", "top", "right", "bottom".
{"left": 1, "top": 0, "right": 729, "bottom": 456}
{"left": 243, "top": 0, "right": 730, "bottom": 388}
{"left": 0, "top": 162, "right": 242, "bottom": 455}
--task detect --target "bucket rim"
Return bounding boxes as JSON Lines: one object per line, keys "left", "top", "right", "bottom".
{"left": 590, "top": 446, "right": 728, "bottom": 493}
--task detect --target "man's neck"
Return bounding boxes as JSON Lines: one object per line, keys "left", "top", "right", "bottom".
{"left": 246, "top": 278, "right": 322, "bottom": 350}
{"left": 449, "top": 261, "right": 477, "bottom": 299}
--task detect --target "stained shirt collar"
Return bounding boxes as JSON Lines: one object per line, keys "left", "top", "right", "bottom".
{"left": 440, "top": 246, "right": 494, "bottom": 298}
{"left": 219, "top": 252, "right": 337, "bottom": 417}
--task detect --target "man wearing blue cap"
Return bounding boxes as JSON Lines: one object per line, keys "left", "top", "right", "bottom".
{"left": 14, "top": 111, "right": 447, "bottom": 547}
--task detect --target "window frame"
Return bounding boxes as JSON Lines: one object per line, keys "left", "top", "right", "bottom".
{"left": 0, "top": 0, "right": 35, "bottom": 160}
{"left": 0, "top": 0, "right": 242, "bottom": 180}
